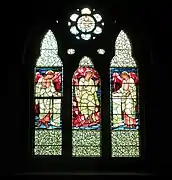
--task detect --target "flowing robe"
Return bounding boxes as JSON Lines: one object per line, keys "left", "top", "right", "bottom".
{"left": 112, "top": 77, "right": 137, "bottom": 127}
{"left": 76, "top": 77, "right": 99, "bottom": 121}
{"left": 35, "top": 77, "right": 61, "bottom": 127}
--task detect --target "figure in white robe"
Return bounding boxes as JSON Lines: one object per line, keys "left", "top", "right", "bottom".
{"left": 35, "top": 70, "right": 61, "bottom": 128}
{"left": 112, "top": 71, "right": 137, "bottom": 128}
{"left": 75, "top": 69, "right": 99, "bottom": 123}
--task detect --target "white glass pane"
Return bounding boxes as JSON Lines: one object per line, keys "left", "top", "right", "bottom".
{"left": 97, "top": 49, "right": 105, "bottom": 55}
{"left": 67, "top": 49, "right": 75, "bottom": 55}
{"left": 36, "top": 30, "right": 62, "bottom": 67}
{"left": 93, "top": 14, "right": 102, "bottom": 22}
{"left": 110, "top": 30, "right": 136, "bottom": 67}
{"left": 115, "top": 30, "right": 131, "bottom": 50}
{"left": 41, "top": 30, "right": 58, "bottom": 50}
{"left": 81, "top": 34, "right": 91, "bottom": 40}
{"left": 110, "top": 53, "right": 136, "bottom": 67}
{"left": 70, "top": 26, "right": 79, "bottom": 35}
{"left": 93, "top": 27, "right": 102, "bottom": 34}
{"left": 70, "top": 14, "right": 79, "bottom": 21}
{"left": 68, "top": 22, "right": 71, "bottom": 26}
{"left": 81, "top": 8, "right": 91, "bottom": 14}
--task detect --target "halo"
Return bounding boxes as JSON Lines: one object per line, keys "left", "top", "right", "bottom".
{"left": 46, "top": 70, "right": 54, "bottom": 75}
{"left": 121, "top": 71, "right": 130, "bottom": 77}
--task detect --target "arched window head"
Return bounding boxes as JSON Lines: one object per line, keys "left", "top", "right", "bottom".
{"left": 111, "top": 30, "right": 137, "bottom": 67}
{"left": 115, "top": 30, "right": 131, "bottom": 50}
{"left": 110, "top": 30, "right": 139, "bottom": 157}
{"left": 78, "top": 56, "right": 94, "bottom": 67}
{"left": 72, "top": 56, "right": 101, "bottom": 157}
{"left": 36, "top": 30, "right": 63, "bottom": 67}
{"left": 34, "top": 30, "right": 63, "bottom": 155}
{"left": 68, "top": 8, "right": 104, "bottom": 40}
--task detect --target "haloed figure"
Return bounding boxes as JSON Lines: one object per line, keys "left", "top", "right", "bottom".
{"left": 112, "top": 71, "right": 137, "bottom": 128}
{"left": 76, "top": 69, "right": 99, "bottom": 123}
{"left": 35, "top": 70, "right": 61, "bottom": 128}
{"left": 120, "top": 71, "right": 137, "bottom": 128}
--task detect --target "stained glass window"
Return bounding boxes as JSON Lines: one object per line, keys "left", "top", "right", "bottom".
{"left": 72, "top": 56, "right": 101, "bottom": 156}
{"left": 34, "top": 30, "right": 63, "bottom": 155}
{"left": 68, "top": 8, "right": 104, "bottom": 40}
{"left": 110, "top": 30, "right": 140, "bottom": 157}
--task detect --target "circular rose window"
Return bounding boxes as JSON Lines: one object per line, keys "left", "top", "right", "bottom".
{"left": 68, "top": 8, "right": 104, "bottom": 40}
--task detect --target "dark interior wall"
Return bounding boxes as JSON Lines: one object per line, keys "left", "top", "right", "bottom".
{"left": 13, "top": 0, "right": 171, "bottom": 175}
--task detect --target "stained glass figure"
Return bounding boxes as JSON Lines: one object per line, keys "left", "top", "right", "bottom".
{"left": 110, "top": 30, "right": 139, "bottom": 157}
{"left": 72, "top": 57, "right": 101, "bottom": 156}
{"left": 68, "top": 8, "right": 104, "bottom": 40}
{"left": 34, "top": 30, "right": 63, "bottom": 155}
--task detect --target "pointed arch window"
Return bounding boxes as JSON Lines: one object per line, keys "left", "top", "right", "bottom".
{"left": 72, "top": 56, "right": 101, "bottom": 157}
{"left": 34, "top": 30, "right": 63, "bottom": 155}
{"left": 110, "top": 30, "right": 140, "bottom": 157}
{"left": 29, "top": 14, "right": 143, "bottom": 160}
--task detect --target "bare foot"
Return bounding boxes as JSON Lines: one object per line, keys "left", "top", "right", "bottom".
{"left": 89, "top": 115, "right": 94, "bottom": 122}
